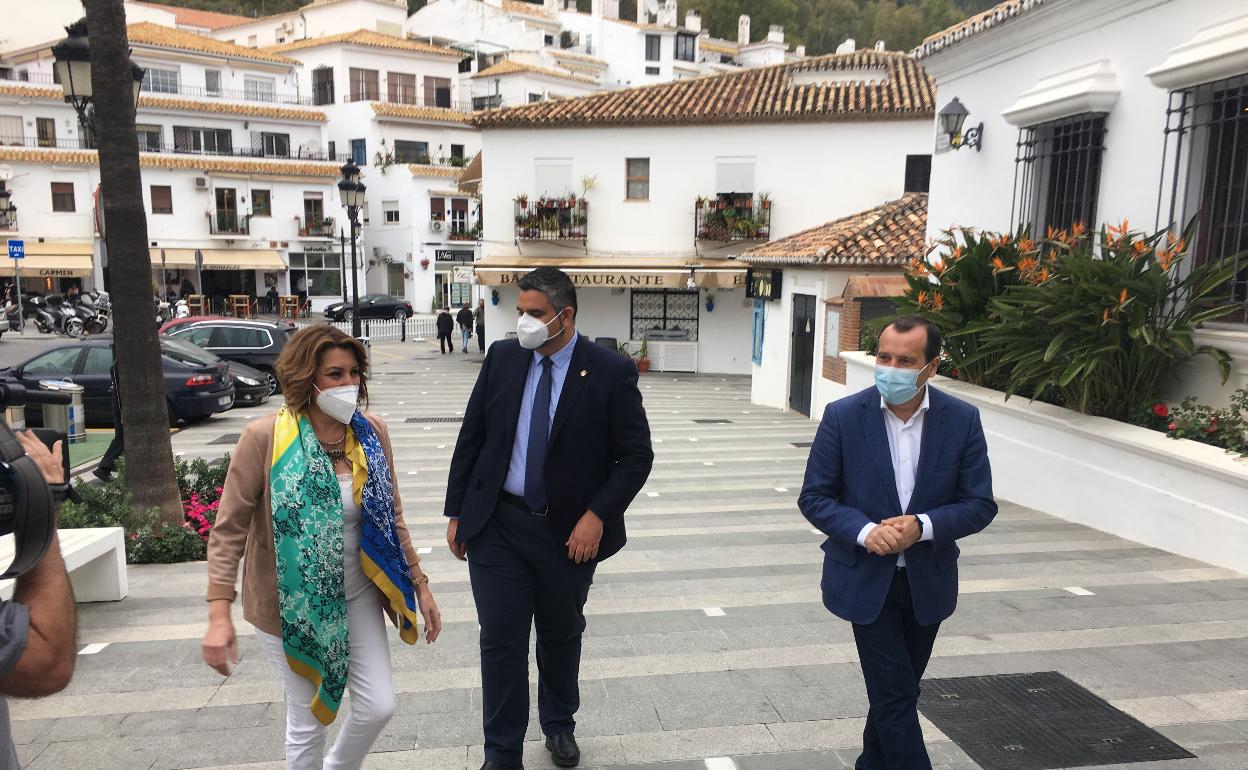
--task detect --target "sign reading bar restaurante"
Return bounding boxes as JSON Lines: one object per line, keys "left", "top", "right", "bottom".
{"left": 480, "top": 270, "right": 689, "bottom": 289}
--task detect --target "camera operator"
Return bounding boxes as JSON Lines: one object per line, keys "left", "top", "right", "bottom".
{"left": 0, "top": 431, "right": 76, "bottom": 767}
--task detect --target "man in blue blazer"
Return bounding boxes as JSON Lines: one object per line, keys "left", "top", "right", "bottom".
{"left": 446, "top": 268, "right": 653, "bottom": 770}
{"left": 799, "top": 315, "right": 997, "bottom": 770}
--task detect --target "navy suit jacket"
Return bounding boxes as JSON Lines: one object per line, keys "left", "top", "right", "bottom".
{"left": 445, "top": 335, "right": 654, "bottom": 561}
{"left": 798, "top": 386, "right": 997, "bottom": 626}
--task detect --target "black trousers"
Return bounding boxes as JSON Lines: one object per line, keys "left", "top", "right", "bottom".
{"left": 851, "top": 569, "right": 941, "bottom": 770}
{"left": 468, "top": 498, "right": 596, "bottom": 765}
{"left": 476, "top": 324, "right": 485, "bottom": 352}
{"left": 438, "top": 333, "right": 452, "bottom": 353}
{"left": 100, "top": 411, "right": 124, "bottom": 473}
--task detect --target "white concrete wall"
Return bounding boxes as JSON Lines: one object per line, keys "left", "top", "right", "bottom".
{"left": 408, "top": 0, "right": 544, "bottom": 55}
{"left": 482, "top": 120, "right": 931, "bottom": 257}
{"left": 844, "top": 351, "right": 1248, "bottom": 576}
{"left": 470, "top": 71, "right": 597, "bottom": 107}
{"left": 922, "top": 0, "right": 1248, "bottom": 404}
{"left": 216, "top": 0, "right": 409, "bottom": 48}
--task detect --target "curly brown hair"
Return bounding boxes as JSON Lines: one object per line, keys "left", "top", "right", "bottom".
{"left": 276, "top": 325, "right": 369, "bottom": 414}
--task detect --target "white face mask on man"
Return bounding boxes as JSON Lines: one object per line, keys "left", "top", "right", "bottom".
{"left": 314, "top": 384, "right": 359, "bottom": 424}
{"left": 516, "top": 308, "right": 566, "bottom": 350}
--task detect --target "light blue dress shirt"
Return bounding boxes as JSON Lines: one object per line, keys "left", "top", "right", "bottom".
{"left": 502, "top": 332, "right": 579, "bottom": 497}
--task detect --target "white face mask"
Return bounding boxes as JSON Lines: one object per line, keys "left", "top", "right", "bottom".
{"left": 516, "top": 309, "right": 565, "bottom": 350}
{"left": 314, "top": 384, "right": 358, "bottom": 424}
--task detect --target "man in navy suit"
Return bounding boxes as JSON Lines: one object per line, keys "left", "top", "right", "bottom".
{"left": 799, "top": 315, "right": 997, "bottom": 770}
{"left": 446, "top": 268, "right": 653, "bottom": 770}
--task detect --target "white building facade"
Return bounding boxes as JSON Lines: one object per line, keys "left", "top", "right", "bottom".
{"left": 473, "top": 51, "right": 933, "bottom": 377}
{"left": 917, "top": 0, "right": 1248, "bottom": 407}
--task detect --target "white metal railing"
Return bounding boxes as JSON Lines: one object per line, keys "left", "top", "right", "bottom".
{"left": 296, "top": 316, "right": 437, "bottom": 342}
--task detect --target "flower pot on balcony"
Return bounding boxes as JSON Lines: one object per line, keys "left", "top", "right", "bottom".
{"left": 636, "top": 357, "right": 650, "bottom": 373}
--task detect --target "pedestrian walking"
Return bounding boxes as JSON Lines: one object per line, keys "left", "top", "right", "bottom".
{"left": 798, "top": 315, "right": 997, "bottom": 770}
{"left": 475, "top": 298, "right": 486, "bottom": 353}
{"left": 436, "top": 307, "right": 455, "bottom": 354}
{"left": 445, "top": 267, "right": 654, "bottom": 770}
{"left": 456, "top": 302, "right": 474, "bottom": 353}
{"left": 203, "top": 325, "right": 442, "bottom": 770}
{"left": 93, "top": 359, "right": 124, "bottom": 482}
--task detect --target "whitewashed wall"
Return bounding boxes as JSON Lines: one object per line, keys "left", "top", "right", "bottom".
{"left": 922, "top": 0, "right": 1248, "bottom": 405}
{"left": 215, "top": 0, "right": 408, "bottom": 48}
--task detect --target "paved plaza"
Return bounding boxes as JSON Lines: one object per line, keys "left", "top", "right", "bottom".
{"left": 10, "top": 339, "right": 1248, "bottom": 769}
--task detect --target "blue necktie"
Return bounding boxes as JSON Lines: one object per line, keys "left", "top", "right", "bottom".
{"left": 524, "top": 356, "right": 553, "bottom": 511}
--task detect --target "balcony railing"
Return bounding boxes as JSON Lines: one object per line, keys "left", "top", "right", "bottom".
{"left": 209, "top": 211, "right": 250, "bottom": 236}
{"left": 694, "top": 195, "right": 772, "bottom": 242}
{"left": 514, "top": 197, "right": 588, "bottom": 240}
{"left": 299, "top": 217, "right": 336, "bottom": 238}
{"left": 140, "top": 80, "right": 314, "bottom": 106}
{"left": 446, "top": 223, "right": 481, "bottom": 241}
{"left": 0, "top": 134, "right": 343, "bottom": 163}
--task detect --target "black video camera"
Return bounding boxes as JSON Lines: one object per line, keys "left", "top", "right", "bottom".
{"left": 0, "top": 382, "right": 73, "bottom": 579}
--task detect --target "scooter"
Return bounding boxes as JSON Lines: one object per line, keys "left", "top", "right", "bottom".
{"left": 41, "top": 294, "right": 84, "bottom": 336}
{"left": 73, "top": 291, "right": 110, "bottom": 335}
{"left": 25, "top": 295, "right": 60, "bottom": 335}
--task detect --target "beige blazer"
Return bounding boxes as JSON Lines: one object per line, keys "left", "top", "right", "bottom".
{"left": 205, "top": 412, "right": 422, "bottom": 636}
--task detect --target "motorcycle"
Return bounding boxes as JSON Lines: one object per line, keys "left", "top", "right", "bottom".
{"left": 25, "top": 295, "right": 61, "bottom": 335}
{"left": 38, "top": 294, "right": 84, "bottom": 337}
{"left": 73, "top": 290, "right": 110, "bottom": 335}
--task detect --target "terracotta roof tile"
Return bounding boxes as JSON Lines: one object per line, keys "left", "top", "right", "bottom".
{"left": 473, "top": 50, "right": 933, "bottom": 128}
{"left": 370, "top": 102, "right": 475, "bottom": 123}
{"left": 740, "top": 193, "right": 928, "bottom": 267}
{"left": 699, "top": 38, "right": 739, "bottom": 55}
{"left": 913, "top": 0, "right": 1048, "bottom": 59}
{"left": 473, "top": 60, "right": 598, "bottom": 86}
{"left": 0, "top": 146, "right": 342, "bottom": 177}
{"left": 265, "top": 29, "right": 464, "bottom": 58}
{"left": 407, "top": 164, "right": 466, "bottom": 179}
{"left": 130, "top": 2, "right": 251, "bottom": 30}
{"left": 503, "top": 0, "right": 556, "bottom": 19}
{"left": 127, "top": 22, "right": 300, "bottom": 65}
{"left": 0, "top": 82, "right": 326, "bottom": 122}
{"left": 213, "top": 0, "right": 408, "bottom": 31}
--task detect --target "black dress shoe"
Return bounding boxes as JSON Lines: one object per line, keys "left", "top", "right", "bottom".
{"left": 479, "top": 761, "right": 522, "bottom": 770}
{"left": 545, "top": 733, "right": 580, "bottom": 768}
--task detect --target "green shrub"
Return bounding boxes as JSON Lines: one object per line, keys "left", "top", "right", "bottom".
{"left": 1138, "top": 388, "right": 1248, "bottom": 457}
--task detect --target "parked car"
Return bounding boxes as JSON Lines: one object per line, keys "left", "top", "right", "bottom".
{"left": 163, "top": 319, "right": 293, "bottom": 393}
{"left": 323, "top": 294, "right": 413, "bottom": 321}
{"left": 160, "top": 336, "right": 270, "bottom": 407}
{"left": 158, "top": 315, "right": 297, "bottom": 336}
{"left": 0, "top": 337, "right": 234, "bottom": 427}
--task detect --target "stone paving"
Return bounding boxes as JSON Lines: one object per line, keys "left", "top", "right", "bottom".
{"left": 11, "top": 339, "right": 1248, "bottom": 769}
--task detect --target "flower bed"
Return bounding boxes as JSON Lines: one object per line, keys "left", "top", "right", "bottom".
{"left": 843, "top": 351, "right": 1248, "bottom": 575}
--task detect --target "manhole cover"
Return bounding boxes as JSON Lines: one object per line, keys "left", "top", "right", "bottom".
{"left": 404, "top": 417, "right": 464, "bottom": 424}
{"left": 208, "top": 433, "right": 241, "bottom": 445}
{"left": 792, "top": 441, "right": 812, "bottom": 448}
{"left": 693, "top": 419, "right": 732, "bottom": 424}
{"left": 918, "top": 672, "right": 1195, "bottom": 769}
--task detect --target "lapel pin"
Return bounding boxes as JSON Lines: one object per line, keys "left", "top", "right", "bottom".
{"left": 580, "top": 369, "right": 588, "bottom": 377}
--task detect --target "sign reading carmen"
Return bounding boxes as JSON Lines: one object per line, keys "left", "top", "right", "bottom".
{"left": 495, "top": 271, "right": 684, "bottom": 288}
{"left": 37, "top": 268, "right": 79, "bottom": 277}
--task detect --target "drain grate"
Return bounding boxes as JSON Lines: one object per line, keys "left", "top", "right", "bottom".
{"left": 792, "top": 441, "right": 812, "bottom": 448}
{"left": 918, "top": 672, "right": 1195, "bottom": 770}
{"left": 692, "top": 419, "right": 732, "bottom": 424}
{"left": 208, "top": 433, "right": 242, "bottom": 446}
{"left": 404, "top": 416, "right": 464, "bottom": 424}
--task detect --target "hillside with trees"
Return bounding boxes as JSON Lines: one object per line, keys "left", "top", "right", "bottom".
{"left": 150, "top": 0, "right": 997, "bottom": 54}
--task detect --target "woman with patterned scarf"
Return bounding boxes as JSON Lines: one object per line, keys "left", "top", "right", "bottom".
{"left": 202, "top": 325, "right": 442, "bottom": 769}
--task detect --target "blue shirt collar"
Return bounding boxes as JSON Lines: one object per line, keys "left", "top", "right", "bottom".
{"left": 533, "top": 330, "right": 579, "bottom": 370}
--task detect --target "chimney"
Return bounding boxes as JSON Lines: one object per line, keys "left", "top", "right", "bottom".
{"left": 684, "top": 10, "right": 700, "bottom": 33}
{"left": 737, "top": 14, "right": 750, "bottom": 46}
{"left": 795, "top": 44, "right": 805, "bottom": 58}
{"left": 658, "top": 0, "right": 677, "bottom": 28}
{"left": 767, "top": 24, "right": 784, "bottom": 44}
{"left": 836, "top": 38, "right": 855, "bottom": 54}
{"left": 604, "top": 0, "right": 619, "bottom": 19}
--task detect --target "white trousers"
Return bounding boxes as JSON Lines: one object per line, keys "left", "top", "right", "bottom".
{"left": 255, "top": 590, "right": 395, "bottom": 770}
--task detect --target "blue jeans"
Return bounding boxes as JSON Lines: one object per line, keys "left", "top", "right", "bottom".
{"left": 461, "top": 328, "right": 471, "bottom": 351}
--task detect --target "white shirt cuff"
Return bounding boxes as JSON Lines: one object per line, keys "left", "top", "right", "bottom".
{"left": 917, "top": 513, "right": 933, "bottom": 542}
{"left": 856, "top": 523, "right": 875, "bottom": 548}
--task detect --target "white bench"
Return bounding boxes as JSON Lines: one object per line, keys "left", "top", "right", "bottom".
{"left": 0, "top": 527, "right": 128, "bottom": 602}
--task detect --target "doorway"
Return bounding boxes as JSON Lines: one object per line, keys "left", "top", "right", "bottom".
{"left": 789, "top": 293, "right": 815, "bottom": 416}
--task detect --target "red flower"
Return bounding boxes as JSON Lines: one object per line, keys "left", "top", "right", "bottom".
{"left": 1152, "top": 403, "right": 1169, "bottom": 418}
{"left": 1167, "top": 422, "right": 1177, "bottom": 431}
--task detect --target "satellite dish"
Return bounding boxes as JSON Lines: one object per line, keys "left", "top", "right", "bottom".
{"left": 643, "top": 0, "right": 661, "bottom": 15}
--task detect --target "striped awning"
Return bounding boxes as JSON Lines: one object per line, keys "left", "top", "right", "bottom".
{"left": 0, "top": 240, "right": 94, "bottom": 277}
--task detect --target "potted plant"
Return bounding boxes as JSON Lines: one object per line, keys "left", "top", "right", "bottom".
{"left": 636, "top": 339, "right": 650, "bottom": 373}
{"left": 758, "top": 191, "right": 772, "bottom": 210}
{"left": 695, "top": 195, "right": 708, "bottom": 209}
{"left": 705, "top": 290, "right": 715, "bottom": 312}
{"left": 515, "top": 194, "right": 529, "bottom": 208}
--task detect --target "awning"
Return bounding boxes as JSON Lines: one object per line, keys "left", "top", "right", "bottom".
{"left": 473, "top": 255, "right": 746, "bottom": 290}
{"left": 149, "top": 248, "right": 286, "bottom": 271}
{"left": 0, "top": 241, "right": 94, "bottom": 277}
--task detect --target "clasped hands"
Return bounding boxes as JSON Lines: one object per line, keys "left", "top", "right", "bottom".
{"left": 865, "top": 515, "right": 922, "bottom": 557}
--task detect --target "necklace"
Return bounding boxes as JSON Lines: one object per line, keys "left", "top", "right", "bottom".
{"left": 318, "top": 428, "right": 347, "bottom": 463}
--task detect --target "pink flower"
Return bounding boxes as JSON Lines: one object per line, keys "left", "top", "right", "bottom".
{"left": 1152, "top": 403, "right": 1169, "bottom": 419}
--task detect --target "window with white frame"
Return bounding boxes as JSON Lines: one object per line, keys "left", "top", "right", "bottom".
{"left": 535, "top": 157, "right": 572, "bottom": 196}
{"left": 136, "top": 124, "right": 162, "bottom": 152}
{"left": 383, "top": 200, "right": 400, "bottom": 224}
{"left": 144, "top": 67, "right": 179, "bottom": 94}
{"left": 645, "top": 35, "right": 661, "bottom": 62}
{"left": 243, "top": 76, "right": 275, "bottom": 102}
{"left": 1160, "top": 72, "right": 1248, "bottom": 322}
{"left": 205, "top": 70, "right": 221, "bottom": 96}
{"left": 1011, "top": 113, "right": 1107, "bottom": 234}
{"left": 173, "top": 126, "right": 233, "bottom": 154}
{"left": 626, "top": 157, "right": 650, "bottom": 200}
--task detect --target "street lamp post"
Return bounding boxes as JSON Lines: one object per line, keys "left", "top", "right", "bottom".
{"left": 337, "top": 160, "right": 367, "bottom": 339}
{"left": 0, "top": 185, "right": 21, "bottom": 330}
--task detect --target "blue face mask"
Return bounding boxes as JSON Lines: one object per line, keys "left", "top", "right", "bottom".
{"left": 875, "top": 361, "right": 933, "bottom": 406}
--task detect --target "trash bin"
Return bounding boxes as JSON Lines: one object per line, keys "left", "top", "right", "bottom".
{"left": 39, "top": 380, "right": 87, "bottom": 444}
{"left": 3, "top": 405, "right": 24, "bottom": 431}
